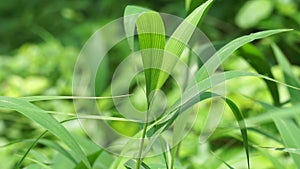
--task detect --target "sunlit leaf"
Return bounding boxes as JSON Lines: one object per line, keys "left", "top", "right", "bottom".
{"left": 157, "top": 0, "right": 214, "bottom": 88}
{"left": 136, "top": 11, "right": 165, "bottom": 98}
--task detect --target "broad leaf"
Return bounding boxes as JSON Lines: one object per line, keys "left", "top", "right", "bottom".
{"left": 136, "top": 12, "right": 166, "bottom": 98}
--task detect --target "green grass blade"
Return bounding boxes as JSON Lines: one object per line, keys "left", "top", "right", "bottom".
{"left": 124, "top": 5, "right": 151, "bottom": 52}
{"left": 271, "top": 45, "right": 300, "bottom": 167}
{"left": 0, "top": 96, "right": 91, "bottom": 168}
{"left": 21, "top": 95, "right": 130, "bottom": 102}
{"left": 157, "top": 0, "right": 214, "bottom": 88}
{"left": 246, "top": 100, "right": 300, "bottom": 168}
{"left": 273, "top": 118, "right": 300, "bottom": 168}
{"left": 211, "top": 152, "right": 234, "bottom": 169}
{"left": 136, "top": 11, "right": 166, "bottom": 97}
{"left": 146, "top": 92, "right": 216, "bottom": 137}
{"left": 15, "top": 131, "right": 48, "bottom": 168}
{"left": 225, "top": 99, "right": 250, "bottom": 169}
{"left": 248, "top": 127, "right": 282, "bottom": 144}
{"left": 147, "top": 70, "right": 300, "bottom": 136}
{"left": 196, "top": 29, "right": 292, "bottom": 81}
{"left": 272, "top": 43, "right": 300, "bottom": 104}
{"left": 147, "top": 93, "right": 250, "bottom": 168}
{"left": 239, "top": 44, "right": 280, "bottom": 106}
{"left": 245, "top": 104, "right": 300, "bottom": 125}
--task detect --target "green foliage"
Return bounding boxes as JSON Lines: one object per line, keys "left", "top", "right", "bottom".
{"left": 1, "top": 0, "right": 300, "bottom": 169}
{"left": 0, "top": 97, "right": 90, "bottom": 168}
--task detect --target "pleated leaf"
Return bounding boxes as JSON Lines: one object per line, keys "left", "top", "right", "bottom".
{"left": 136, "top": 12, "right": 165, "bottom": 98}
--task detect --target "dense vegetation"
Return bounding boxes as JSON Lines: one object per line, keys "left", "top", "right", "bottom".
{"left": 1, "top": 0, "right": 300, "bottom": 168}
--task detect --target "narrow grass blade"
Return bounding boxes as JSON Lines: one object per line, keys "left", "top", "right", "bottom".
{"left": 246, "top": 100, "right": 300, "bottom": 168}
{"left": 157, "top": 0, "right": 214, "bottom": 88}
{"left": 196, "top": 29, "right": 292, "bottom": 81}
{"left": 136, "top": 11, "right": 165, "bottom": 97}
{"left": 16, "top": 131, "right": 48, "bottom": 168}
{"left": 239, "top": 44, "right": 280, "bottom": 106}
{"left": 272, "top": 43, "right": 300, "bottom": 104}
{"left": 247, "top": 127, "right": 282, "bottom": 144}
{"left": 15, "top": 155, "right": 52, "bottom": 169}
{"left": 0, "top": 96, "right": 91, "bottom": 168}
{"left": 145, "top": 92, "right": 249, "bottom": 169}
{"left": 148, "top": 70, "right": 300, "bottom": 134}
{"left": 124, "top": 5, "right": 151, "bottom": 51}
{"left": 21, "top": 95, "right": 130, "bottom": 102}
{"left": 210, "top": 151, "right": 234, "bottom": 169}
{"left": 146, "top": 92, "right": 216, "bottom": 137}
{"left": 270, "top": 44, "right": 300, "bottom": 167}
{"left": 245, "top": 104, "right": 300, "bottom": 125}
{"left": 273, "top": 118, "right": 300, "bottom": 168}
{"left": 225, "top": 99, "right": 250, "bottom": 169}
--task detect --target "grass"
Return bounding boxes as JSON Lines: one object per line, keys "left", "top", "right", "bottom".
{"left": 1, "top": 0, "right": 300, "bottom": 168}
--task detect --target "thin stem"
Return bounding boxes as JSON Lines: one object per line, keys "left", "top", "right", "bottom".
{"left": 170, "top": 146, "right": 179, "bottom": 169}
{"left": 136, "top": 106, "right": 150, "bottom": 169}
{"left": 15, "top": 131, "right": 48, "bottom": 168}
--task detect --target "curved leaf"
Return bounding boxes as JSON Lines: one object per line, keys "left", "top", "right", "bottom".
{"left": 0, "top": 96, "right": 91, "bottom": 168}
{"left": 157, "top": 0, "right": 214, "bottom": 88}
{"left": 239, "top": 44, "right": 280, "bottom": 106}
{"left": 196, "top": 29, "right": 292, "bottom": 82}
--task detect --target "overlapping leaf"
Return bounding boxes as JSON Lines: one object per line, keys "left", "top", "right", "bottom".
{"left": 0, "top": 96, "right": 91, "bottom": 168}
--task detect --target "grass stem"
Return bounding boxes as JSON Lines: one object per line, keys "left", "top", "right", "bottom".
{"left": 136, "top": 107, "right": 150, "bottom": 169}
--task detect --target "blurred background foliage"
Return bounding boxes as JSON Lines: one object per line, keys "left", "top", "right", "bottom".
{"left": 0, "top": 0, "right": 300, "bottom": 168}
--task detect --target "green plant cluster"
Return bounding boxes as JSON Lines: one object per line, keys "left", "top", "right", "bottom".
{"left": 0, "top": 0, "right": 300, "bottom": 169}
